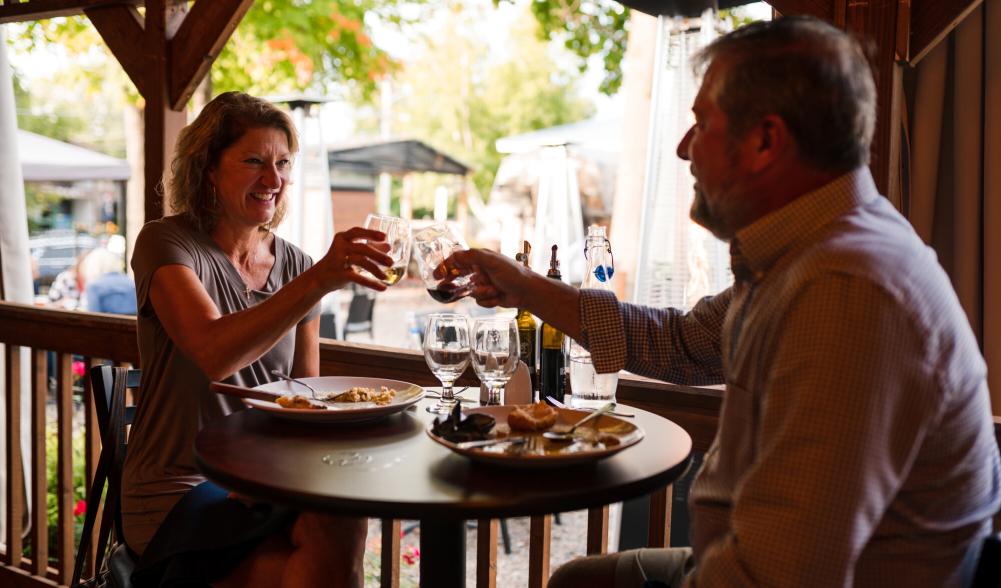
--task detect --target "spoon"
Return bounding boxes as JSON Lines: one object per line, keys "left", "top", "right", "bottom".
{"left": 545, "top": 396, "right": 635, "bottom": 418}
{"left": 270, "top": 369, "right": 318, "bottom": 399}
{"left": 542, "top": 402, "right": 616, "bottom": 442}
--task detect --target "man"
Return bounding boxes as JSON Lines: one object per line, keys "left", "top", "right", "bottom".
{"left": 442, "top": 16, "right": 1001, "bottom": 588}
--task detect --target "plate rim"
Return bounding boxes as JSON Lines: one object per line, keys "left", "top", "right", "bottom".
{"left": 246, "top": 376, "right": 424, "bottom": 422}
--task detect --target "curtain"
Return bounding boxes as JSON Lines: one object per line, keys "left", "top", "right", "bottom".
{"left": 906, "top": 0, "right": 1001, "bottom": 412}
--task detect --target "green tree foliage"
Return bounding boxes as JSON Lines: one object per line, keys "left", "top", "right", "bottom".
{"left": 212, "top": 1, "right": 426, "bottom": 98}
{"left": 497, "top": 0, "right": 629, "bottom": 95}
{"left": 391, "top": 5, "right": 594, "bottom": 199}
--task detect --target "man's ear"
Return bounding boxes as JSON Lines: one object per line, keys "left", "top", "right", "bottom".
{"left": 748, "top": 115, "right": 789, "bottom": 172}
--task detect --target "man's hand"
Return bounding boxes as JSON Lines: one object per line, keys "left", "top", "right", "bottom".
{"left": 438, "top": 248, "right": 583, "bottom": 340}
{"left": 437, "top": 248, "right": 531, "bottom": 309}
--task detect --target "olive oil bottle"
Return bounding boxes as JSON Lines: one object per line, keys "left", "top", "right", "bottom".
{"left": 514, "top": 241, "right": 539, "bottom": 395}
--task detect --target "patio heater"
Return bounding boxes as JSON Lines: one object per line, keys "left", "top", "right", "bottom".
{"left": 531, "top": 145, "right": 586, "bottom": 283}
{"left": 632, "top": 3, "right": 733, "bottom": 310}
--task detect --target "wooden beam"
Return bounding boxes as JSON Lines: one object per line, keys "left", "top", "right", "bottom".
{"left": 85, "top": 4, "right": 149, "bottom": 99}
{"left": 0, "top": 0, "right": 141, "bottom": 24}
{"left": 909, "top": 0, "right": 982, "bottom": 65}
{"left": 169, "top": 0, "right": 254, "bottom": 109}
{"left": 143, "top": 0, "right": 187, "bottom": 221}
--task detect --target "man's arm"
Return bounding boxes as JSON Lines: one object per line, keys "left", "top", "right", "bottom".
{"left": 445, "top": 248, "right": 727, "bottom": 384}
{"left": 580, "top": 289, "right": 728, "bottom": 385}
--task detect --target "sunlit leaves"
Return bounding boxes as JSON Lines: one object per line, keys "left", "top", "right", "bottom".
{"left": 496, "top": 0, "right": 628, "bottom": 95}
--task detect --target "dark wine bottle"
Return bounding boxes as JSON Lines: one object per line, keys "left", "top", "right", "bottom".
{"left": 514, "top": 241, "right": 539, "bottom": 395}
{"left": 538, "top": 245, "right": 565, "bottom": 403}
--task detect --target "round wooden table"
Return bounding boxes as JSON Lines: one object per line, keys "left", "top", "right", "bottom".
{"left": 194, "top": 398, "right": 692, "bottom": 587}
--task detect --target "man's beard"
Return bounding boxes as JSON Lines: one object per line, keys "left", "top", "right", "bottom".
{"left": 690, "top": 187, "right": 733, "bottom": 241}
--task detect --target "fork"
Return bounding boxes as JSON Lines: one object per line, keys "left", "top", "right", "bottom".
{"left": 270, "top": 370, "right": 318, "bottom": 399}
{"left": 545, "top": 396, "right": 635, "bottom": 418}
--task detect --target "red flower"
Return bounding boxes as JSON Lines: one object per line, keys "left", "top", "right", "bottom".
{"left": 402, "top": 545, "right": 420, "bottom": 566}
{"left": 72, "top": 361, "right": 86, "bottom": 378}
{"left": 73, "top": 499, "right": 87, "bottom": 517}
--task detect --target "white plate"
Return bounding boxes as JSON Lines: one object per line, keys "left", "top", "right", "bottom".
{"left": 246, "top": 376, "right": 424, "bottom": 423}
{"left": 427, "top": 405, "right": 644, "bottom": 468}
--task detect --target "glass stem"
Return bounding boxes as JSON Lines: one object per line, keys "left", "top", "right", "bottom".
{"left": 440, "top": 381, "right": 455, "bottom": 401}
{"left": 487, "top": 385, "right": 502, "bottom": 406}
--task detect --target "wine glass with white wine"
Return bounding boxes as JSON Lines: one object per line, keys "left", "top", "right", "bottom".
{"left": 423, "top": 313, "right": 471, "bottom": 414}
{"left": 363, "top": 213, "right": 411, "bottom": 286}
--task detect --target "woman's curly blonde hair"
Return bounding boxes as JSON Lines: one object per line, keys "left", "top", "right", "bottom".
{"left": 167, "top": 91, "right": 299, "bottom": 233}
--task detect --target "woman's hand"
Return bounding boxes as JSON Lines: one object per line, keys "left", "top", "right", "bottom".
{"left": 316, "top": 227, "right": 395, "bottom": 292}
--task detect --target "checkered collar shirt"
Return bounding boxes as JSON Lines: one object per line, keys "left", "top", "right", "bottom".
{"left": 579, "top": 167, "right": 1000, "bottom": 587}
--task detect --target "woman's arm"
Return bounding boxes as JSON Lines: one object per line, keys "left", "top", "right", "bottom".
{"left": 292, "top": 316, "right": 320, "bottom": 378}
{"left": 149, "top": 227, "right": 390, "bottom": 381}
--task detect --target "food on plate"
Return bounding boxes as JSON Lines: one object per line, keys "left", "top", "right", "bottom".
{"left": 323, "top": 386, "right": 396, "bottom": 405}
{"left": 507, "top": 401, "right": 558, "bottom": 431}
{"left": 276, "top": 394, "right": 325, "bottom": 410}
{"left": 431, "top": 403, "right": 496, "bottom": 443}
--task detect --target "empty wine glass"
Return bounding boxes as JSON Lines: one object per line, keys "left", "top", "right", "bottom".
{"left": 361, "top": 214, "right": 411, "bottom": 286}
{"left": 423, "top": 313, "right": 471, "bottom": 414}
{"left": 470, "top": 317, "right": 519, "bottom": 406}
{"left": 412, "top": 223, "right": 472, "bottom": 303}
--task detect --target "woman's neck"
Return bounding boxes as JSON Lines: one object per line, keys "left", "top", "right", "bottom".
{"left": 211, "top": 222, "right": 270, "bottom": 267}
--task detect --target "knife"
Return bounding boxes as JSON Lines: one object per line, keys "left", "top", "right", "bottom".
{"left": 455, "top": 436, "right": 528, "bottom": 450}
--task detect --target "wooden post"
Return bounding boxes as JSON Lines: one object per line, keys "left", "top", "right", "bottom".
{"left": 84, "top": 0, "right": 254, "bottom": 223}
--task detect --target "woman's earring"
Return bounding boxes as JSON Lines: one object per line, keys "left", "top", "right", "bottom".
{"left": 210, "top": 184, "right": 218, "bottom": 208}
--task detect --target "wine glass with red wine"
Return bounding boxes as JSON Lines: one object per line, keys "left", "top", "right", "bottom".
{"left": 413, "top": 224, "right": 473, "bottom": 303}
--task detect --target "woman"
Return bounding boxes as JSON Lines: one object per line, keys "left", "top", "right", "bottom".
{"left": 122, "top": 91, "right": 392, "bottom": 587}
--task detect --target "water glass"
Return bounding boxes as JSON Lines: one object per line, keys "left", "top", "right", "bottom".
{"left": 470, "top": 317, "right": 519, "bottom": 406}
{"left": 423, "top": 313, "right": 470, "bottom": 414}
{"left": 362, "top": 214, "right": 411, "bottom": 286}
{"left": 568, "top": 341, "right": 619, "bottom": 409}
{"left": 412, "top": 224, "right": 472, "bottom": 303}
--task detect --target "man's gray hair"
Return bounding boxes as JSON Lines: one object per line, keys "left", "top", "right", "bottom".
{"left": 693, "top": 16, "right": 876, "bottom": 172}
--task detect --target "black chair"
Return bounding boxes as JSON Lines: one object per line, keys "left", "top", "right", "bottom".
{"left": 72, "top": 366, "right": 140, "bottom": 588}
{"left": 972, "top": 531, "right": 1001, "bottom": 588}
{"left": 342, "top": 285, "right": 375, "bottom": 340}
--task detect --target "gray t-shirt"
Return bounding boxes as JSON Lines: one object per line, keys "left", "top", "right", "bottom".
{"left": 122, "top": 215, "right": 318, "bottom": 554}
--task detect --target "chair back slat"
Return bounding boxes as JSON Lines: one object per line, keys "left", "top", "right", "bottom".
{"left": 83, "top": 358, "right": 101, "bottom": 579}
{"left": 71, "top": 365, "right": 138, "bottom": 587}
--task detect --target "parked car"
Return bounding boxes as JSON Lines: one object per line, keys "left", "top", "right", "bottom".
{"left": 30, "top": 230, "right": 97, "bottom": 285}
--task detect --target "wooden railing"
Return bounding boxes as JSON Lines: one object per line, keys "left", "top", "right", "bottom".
{"left": 0, "top": 301, "right": 724, "bottom": 587}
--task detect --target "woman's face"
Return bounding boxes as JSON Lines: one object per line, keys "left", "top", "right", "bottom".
{"left": 209, "top": 126, "right": 292, "bottom": 231}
